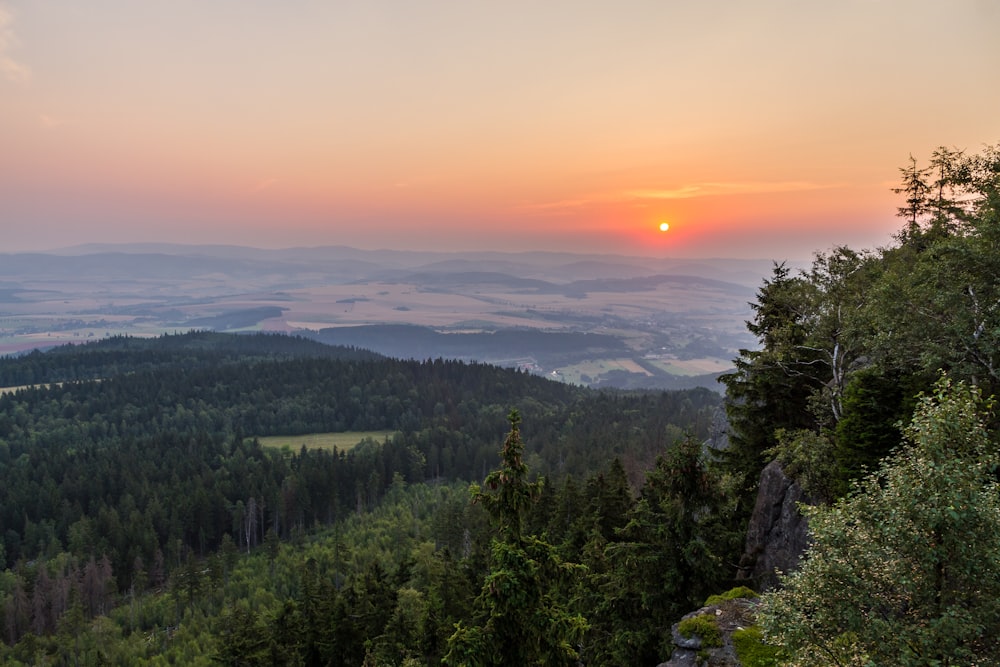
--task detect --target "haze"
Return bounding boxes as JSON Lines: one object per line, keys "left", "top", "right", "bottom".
{"left": 1, "top": 1, "right": 998, "bottom": 259}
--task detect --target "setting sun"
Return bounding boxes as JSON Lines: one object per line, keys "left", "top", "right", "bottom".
{"left": 659, "top": 222, "right": 670, "bottom": 232}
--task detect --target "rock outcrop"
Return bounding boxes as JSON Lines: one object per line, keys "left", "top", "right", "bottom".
{"left": 657, "top": 597, "right": 759, "bottom": 667}
{"left": 656, "top": 456, "right": 813, "bottom": 665}
{"left": 704, "top": 406, "right": 730, "bottom": 452}
{"left": 737, "top": 459, "right": 814, "bottom": 591}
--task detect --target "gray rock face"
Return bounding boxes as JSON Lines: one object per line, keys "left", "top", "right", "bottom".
{"left": 657, "top": 648, "right": 699, "bottom": 666}
{"left": 671, "top": 624, "right": 704, "bottom": 650}
{"left": 704, "top": 406, "right": 731, "bottom": 452}
{"left": 738, "top": 460, "right": 814, "bottom": 591}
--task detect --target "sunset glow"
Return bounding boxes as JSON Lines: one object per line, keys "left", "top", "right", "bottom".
{"left": 1, "top": 1, "right": 997, "bottom": 260}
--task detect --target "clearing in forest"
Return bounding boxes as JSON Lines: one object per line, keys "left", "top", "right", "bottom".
{"left": 257, "top": 431, "right": 396, "bottom": 453}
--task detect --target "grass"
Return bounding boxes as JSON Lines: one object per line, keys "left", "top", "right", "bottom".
{"left": 256, "top": 431, "right": 396, "bottom": 453}
{"left": 704, "top": 586, "right": 759, "bottom": 606}
{"left": 646, "top": 357, "right": 735, "bottom": 376}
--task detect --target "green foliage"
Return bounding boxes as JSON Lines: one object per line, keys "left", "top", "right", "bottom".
{"left": 719, "top": 262, "right": 821, "bottom": 502}
{"left": 731, "top": 626, "right": 784, "bottom": 667}
{"left": 214, "top": 603, "right": 269, "bottom": 665}
{"left": 724, "top": 144, "right": 1000, "bottom": 518}
{"left": 761, "top": 376, "right": 1000, "bottom": 665}
{"left": 677, "top": 613, "right": 721, "bottom": 648}
{"left": 703, "top": 585, "right": 758, "bottom": 606}
{"left": 0, "top": 481, "right": 483, "bottom": 665}
{"left": 767, "top": 428, "right": 842, "bottom": 501}
{"left": 0, "top": 331, "right": 383, "bottom": 388}
{"left": 0, "top": 333, "right": 720, "bottom": 585}
{"left": 444, "top": 412, "right": 588, "bottom": 666}
{"left": 833, "top": 366, "right": 921, "bottom": 483}
{"left": 472, "top": 410, "right": 539, "bottom": 544}
{"left": 588, "top": 436, "right": 739, "bottom": 665}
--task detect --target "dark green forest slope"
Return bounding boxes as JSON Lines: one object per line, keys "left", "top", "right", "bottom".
{"left": 0, "top": 329, "right": 723, "bottom": 664}
{"left": 0, "top": 331, "right": 383, "bottom": 387}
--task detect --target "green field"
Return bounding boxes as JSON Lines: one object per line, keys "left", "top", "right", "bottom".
{"left": 256, "top": 431, "right": 397, "bottom": 453}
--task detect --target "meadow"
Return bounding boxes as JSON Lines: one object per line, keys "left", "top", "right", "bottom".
{"left": 257, "top": 431, "right": 398, "bottom": 453}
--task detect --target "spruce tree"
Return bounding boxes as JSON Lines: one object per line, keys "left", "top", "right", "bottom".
{"left": 443, "top": 410, "right": 587, "bottom": 666}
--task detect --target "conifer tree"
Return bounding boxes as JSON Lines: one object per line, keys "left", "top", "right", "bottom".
{"left": 443, "top": 410, "right": 587, "bottom": 666}
{"left": 594, "top": 436, "right": 736, "bottom": 665}
{"left": 719, "top": 262, "right": 820, "bottom": 504}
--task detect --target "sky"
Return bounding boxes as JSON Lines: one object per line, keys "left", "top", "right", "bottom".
{"left": 1, "top": 1, "right": 998, "bottom": 260}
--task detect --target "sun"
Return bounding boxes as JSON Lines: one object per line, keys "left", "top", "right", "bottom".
{"left": 658, "top": 222, "right": 670, "bottom": 232}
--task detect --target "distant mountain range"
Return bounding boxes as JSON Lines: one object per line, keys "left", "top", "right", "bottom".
{"left": 27, "top": 242, "right": 788, "bottom": 285}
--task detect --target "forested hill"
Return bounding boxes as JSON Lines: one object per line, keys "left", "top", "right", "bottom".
{"left": 0, "top": 331, "right": 382, "bottom": 387}
{"left": 0, "top": 331, "right": 720, "bottom": 585}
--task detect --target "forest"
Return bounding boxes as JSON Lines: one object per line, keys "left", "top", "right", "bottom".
{"left": 1, "top": 144, "right": 999, "bottom": 665}
{"left": 0, "top": 330, "right": 723, "bottom": 664}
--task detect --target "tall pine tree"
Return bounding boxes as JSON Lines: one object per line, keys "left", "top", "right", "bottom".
{"left": 443, "top": 410, "right": 587, "bottom": 666}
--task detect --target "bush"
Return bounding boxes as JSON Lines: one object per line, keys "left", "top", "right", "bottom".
{"left": 760, "top": 378, "right": 1000, "bottom": 665}
{"left": 767, "top": 428, "right": 843, "bottom": 501}
{"left": 732, "top": 626, "right": 784, "bottom": 667}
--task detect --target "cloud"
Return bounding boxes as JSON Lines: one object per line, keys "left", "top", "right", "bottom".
{"left": 516, "top": 197, "right": 598, "bottom": 215}
{"left": 517, "top": 180, "right": 843, "bottom": 216}
{"left": 626, "top": 181, "right": 840, "bottom": 200}
{"left": 0, "top": 5, "right": 30, "bottom": 83}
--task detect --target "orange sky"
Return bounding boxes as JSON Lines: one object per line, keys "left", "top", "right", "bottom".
{"left": 1, "top": 1, "right": 998, "bottom": 260}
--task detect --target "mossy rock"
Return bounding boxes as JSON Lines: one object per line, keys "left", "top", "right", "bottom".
{"left": 704, "top": 585, "right": 759, "bottom": 607}
{"left": 677, "top": 613, "right": 722, "bottom": 648}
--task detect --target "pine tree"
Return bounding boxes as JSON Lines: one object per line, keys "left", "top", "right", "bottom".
{"left": 719, "top": 262, "right": 820, "bottom": 507}
{"left": 443, "top": 410, "right": 587, "bottom": 666}
{"left": 595, "top": 437, "right": 737, "bottom": 665}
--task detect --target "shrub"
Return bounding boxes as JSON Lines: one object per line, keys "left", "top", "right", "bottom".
{"left": 760, "top": 378, "right": 1000, "bottom": 665}
{"left": 732, "top": 626, "right": 784, "bottom": 667}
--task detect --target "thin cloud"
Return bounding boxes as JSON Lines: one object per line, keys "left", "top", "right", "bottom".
{"left": 517, "top": 198, "right": 598, "bottom": 214}
{"left": 517, "top": 180, "right": 842, "bottom": 215}
{"left": 627, "top": 181, "right": 841, "bottom": 200}
{"left": 0, "top": 5, "right": 31, "bottom": 83}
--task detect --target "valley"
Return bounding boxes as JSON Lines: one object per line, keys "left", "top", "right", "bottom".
{"left": 0, "top": 244, "right": 783, "bottom": 389}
